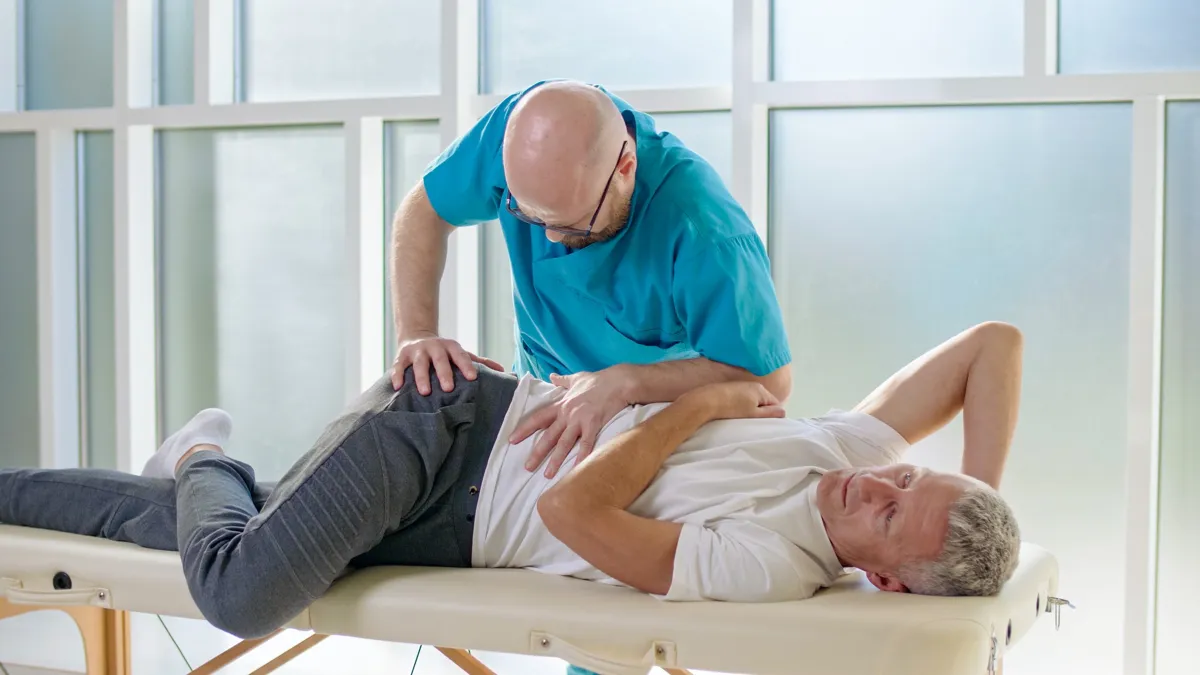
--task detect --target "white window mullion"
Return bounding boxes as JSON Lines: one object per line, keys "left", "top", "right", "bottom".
{"left": 1024, "top": 0, "right": 1058, "bottom": 77}
{"left": 732, "top": 0, "right": 769, "bottom": 243}
{"left": 35, "top": 128, "right": 81, "bottom": 469}
{"left": 345, "top": 116, "right": 386, "bottom": 396}
{"left": 440, "top": 0, "right": 480, "bottom": 354}
{"left": 0, "top": 0, "right": 18, "bottom": 111}
{"left": 115, "top": 0, "right": 154, "bottom": 110}
{"left": 113, "top": 125, "right": 157, "bottom": 474}
{"left": 1122, "top": 95, "right": 1166, "bottom": 675}
{"left": 194, "top": 0, "right": 236, "bottom": 106}
{"left": 473, "top": 87, "right": 731, "bottom": 118}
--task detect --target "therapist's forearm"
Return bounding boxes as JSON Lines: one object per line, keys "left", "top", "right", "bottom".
{"left": 390, "top": 184, "right": 453, "bottom": 343}
{"left": 617, "top": 359, "right": 792, "bottom": 405}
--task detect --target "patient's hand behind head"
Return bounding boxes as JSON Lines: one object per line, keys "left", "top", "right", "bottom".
{"left": 816, "top": 464, "right": 1020, "bottom": 596}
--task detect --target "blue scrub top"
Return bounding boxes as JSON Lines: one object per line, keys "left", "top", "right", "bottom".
{"left": 422, "top": 81, "right": 791, "bottom": 381}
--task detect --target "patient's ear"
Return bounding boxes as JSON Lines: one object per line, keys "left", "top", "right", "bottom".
{"left": 866, "top": 571, "right": 909, "bottom": 593}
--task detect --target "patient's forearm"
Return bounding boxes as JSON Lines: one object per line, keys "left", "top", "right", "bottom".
{"left": 543, "top": 393, "right": 715, "bottom": 512}
{"left": 620, "top": 358, "right": 792, "bottom": 405}
{"left": 537, "top": 393, "right": 715, "bottom": 594}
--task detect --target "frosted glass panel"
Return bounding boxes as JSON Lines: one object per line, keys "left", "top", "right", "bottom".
{"left": 25, "top": 0, "right": 114, "bottom": 109}
{"left": 770, "top": 104, "right": 1132, "bottom": 675}
{"left": 81, "top": 131, "right": 117, "bottom": 470}
{"left": 481, "top": 112, "right": 734, "bottom": 370}
{"left": 482, "top": 222, "right": 514, "bottom": 368}
{"left": 1060, "top": 0, "right": 1200, "bottom": 74}
{"left": 1157, "top": 102, "right": 1200, "bottom": 675}
{"left": 482, "top": 0, "right": 731, "bottom": 93}
{"left": 772, "top": 0, "right": 1022, "bottom": 81}
{"left": 382, "top": 121, "right": 443, "bottom": 358}
{"left": 652, "top": 112, "right": 733, "bottom": 189}
{"left": 243, "top": 0, "right": 439, "bottom": 103}
{"left": 159, "top": 126, "right": 346, "bottom": 482}
{"left": 159, "top": 0, "right": 195, "bottom": 105}
{"left": 0, "top": 133, "right": 38, "bottom": 468}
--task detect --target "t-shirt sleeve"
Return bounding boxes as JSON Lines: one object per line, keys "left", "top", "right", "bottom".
{"left": 421, "top": 93, "right": 518, "bottom": 226}
{"left": 662, "top": 519, "right": 829, "bottom": 602}
{"left": 672, "top": 232, "right": 792, "bottom": 377}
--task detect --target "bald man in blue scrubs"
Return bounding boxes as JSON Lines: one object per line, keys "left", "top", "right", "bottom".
{"left": 389, "top": 78, "right": 792, "bottom": 478}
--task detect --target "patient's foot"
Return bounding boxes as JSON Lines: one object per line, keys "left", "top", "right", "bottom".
{"left": 140, "top": 409, "right": 232, "bottom": 479}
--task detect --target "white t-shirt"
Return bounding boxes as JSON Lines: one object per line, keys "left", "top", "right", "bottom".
{"left": 470, "top": 376, "right": 909, "bottom": 602}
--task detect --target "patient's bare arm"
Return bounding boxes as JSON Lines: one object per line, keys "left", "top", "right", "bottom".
{"left": 851, "top": 321, "right": 1024, "bottom": 490}
{"left": 537, "top": 382, "right": 784, "bottom": 595}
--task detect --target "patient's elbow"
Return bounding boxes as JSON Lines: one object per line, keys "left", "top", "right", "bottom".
{"left": 537, "top": 489, "right": 585, "bottom": 538}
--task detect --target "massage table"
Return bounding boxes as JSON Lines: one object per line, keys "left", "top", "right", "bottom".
{"left": 0, "top": 524, "right": 1066, "bottom": 675}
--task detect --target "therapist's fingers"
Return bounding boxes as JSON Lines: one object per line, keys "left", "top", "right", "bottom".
{"left": 411, "top": 351, "right": 433, "bottom": 395}
{"left": 429, "top": 347, "right": 457, "bottom": 393}
{"left": 510, "top": 404, "right": 558, "bottom": 445}
{"left": 574, "top": 422, "right": 600, "bottom": 464}
{"left": 390, "top": 351, "right": 411, "bottom": 390}
{"left": 543, "top": 423, "right": 580, "bottom": 479}
{"left": 526, "top": 415, "right": 567, "bottom": 471}
{"left": 470, "top": 353, "right": 506, "bottom": 372}
{"left": 446, "top": 346, "right": 479, "bottom": 381}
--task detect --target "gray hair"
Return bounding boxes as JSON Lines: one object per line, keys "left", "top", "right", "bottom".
{"left": 900, "top": 486, "right": 1021, "bottom": 596}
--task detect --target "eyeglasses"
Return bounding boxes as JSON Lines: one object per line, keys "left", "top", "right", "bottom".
{"left": 505, "top": 140, "right": 628, "bottom": 237}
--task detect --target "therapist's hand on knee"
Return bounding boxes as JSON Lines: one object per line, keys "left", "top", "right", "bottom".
{"left": 392, "top": 332, "right": 504, "bottom": 394}
{"left": 511, "top": 367, "right": 634, "bottom": 478}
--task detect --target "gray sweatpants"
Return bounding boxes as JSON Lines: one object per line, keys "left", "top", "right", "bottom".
{"left": 0, "top": 366, "right": 517, "bottom": 638}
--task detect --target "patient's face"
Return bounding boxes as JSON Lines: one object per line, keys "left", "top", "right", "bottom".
{"left": 816, "top": 464, "right": 970, "bottom": 592}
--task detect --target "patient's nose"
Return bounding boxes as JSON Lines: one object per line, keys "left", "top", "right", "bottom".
{"left": 859, "top": 475, "right": 898, "bottom": 502}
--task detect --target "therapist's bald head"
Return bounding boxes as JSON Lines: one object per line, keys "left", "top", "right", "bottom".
{"left": 502, "top": 81, "right": 636, "bottom": 248}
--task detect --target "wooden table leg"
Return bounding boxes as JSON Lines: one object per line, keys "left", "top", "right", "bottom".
{"left": 437, "top": 647, "right": 498, "bottom": 675}
{"left": 0, "top": 598, "right": 130, "bottom": 675}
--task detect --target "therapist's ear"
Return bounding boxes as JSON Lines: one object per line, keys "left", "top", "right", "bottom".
{"left": 617, "top": 149, "right": 637, "bottom": 179}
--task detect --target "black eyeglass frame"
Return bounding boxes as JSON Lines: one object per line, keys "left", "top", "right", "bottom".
{"left": 505, "top": 140, "right": 628, "bottom": 237}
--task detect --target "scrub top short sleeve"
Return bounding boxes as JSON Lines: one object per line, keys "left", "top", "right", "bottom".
{"left": 672, "top": 232, "right": 792, "bottom": 377}
{"left": 421, "top": 92, "right": 518, "bottom": 226}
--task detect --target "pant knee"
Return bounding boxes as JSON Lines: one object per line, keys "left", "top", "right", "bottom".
{"left": 196, "top": 589, "right": 298, "bottom": 639}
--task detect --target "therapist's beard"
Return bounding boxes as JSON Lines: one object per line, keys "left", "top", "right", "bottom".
{"left": 561, "top": 196, "right": 631, "bottom": 250}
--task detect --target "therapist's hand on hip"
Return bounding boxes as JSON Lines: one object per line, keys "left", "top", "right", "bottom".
{"left": 512, "top": 366, "right": 635, "bottom": 478}
{"left": 392, "top": 331, "right": 505, "bottom": 394}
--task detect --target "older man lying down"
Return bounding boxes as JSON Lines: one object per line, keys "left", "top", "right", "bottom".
{"left": 0, "top": 322, "right": 1022, "bottom": 639}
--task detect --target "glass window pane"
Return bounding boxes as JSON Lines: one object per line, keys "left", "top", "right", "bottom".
{"left": 243, "top": 0, "right": 439, "bottom": 103}
{"left": 80, "top": 131, "right": 117, "bottom": 470}
{"left": 652, "top": 112, "right": 733, "bottom": 189}
{"left": 158, "top": 0, "right": 195, "bottom": 105}
{"left": 481, "top": 222, "right": 514, "bottom": 368}
{"left": 771, "top": 0, "right": 1022, "bottom": 81}
{"left": 382, "top": 121, "right": 444, "bottom": 358}
{"left": 0, "top": 133, "right": 39, "bottom": 467}
{"left": 481, "top": 0, "right": 731, "bottom": 94}
{"left": 769, "top": 103, "right": 1132, "bottom": 675}
{"left": 481, "top": 111, "right": 734, "bottom": 368}
{"left": 159, "top": 125, "right": 346, "bottom": 482}
{"left": 1156, "top": 101, "right": 1200, "bottom": 675}
{"left": 25, "top": 0, "right": 113, "bottom": 109}
{"left": 1059, "top": 0, "right": 1200, "bottom": 74}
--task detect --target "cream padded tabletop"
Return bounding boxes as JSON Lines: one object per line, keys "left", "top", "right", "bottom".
{"left": 0, "top": 524, "right": 1058, "bottom": 675}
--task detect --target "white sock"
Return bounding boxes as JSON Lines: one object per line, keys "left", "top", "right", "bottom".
{"left": 140, "top": 408, "right": 233, "bottom": 479}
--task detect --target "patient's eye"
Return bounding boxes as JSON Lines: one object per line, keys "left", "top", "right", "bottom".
{"left": 899, "top": 471, "right": 912, "bottom": 488}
